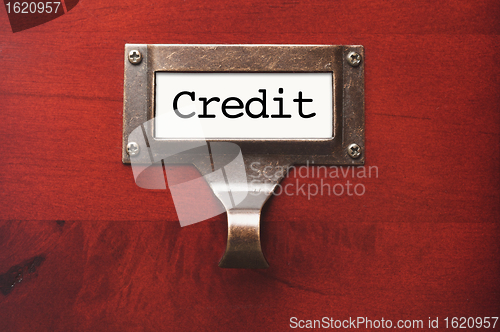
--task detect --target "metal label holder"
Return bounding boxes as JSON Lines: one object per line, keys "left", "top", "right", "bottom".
{"left": 122, "top": 44, "right": 365, "bottom": 269}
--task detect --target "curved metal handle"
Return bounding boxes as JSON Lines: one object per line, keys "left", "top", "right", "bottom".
{"left": 196, "top": 152, "right": 289, "bottom": 269}
{"left": 219, "top": 209, "right": 269, "bottom": 269}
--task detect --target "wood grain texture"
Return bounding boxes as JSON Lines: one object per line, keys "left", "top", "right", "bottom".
{"left": 0, "top": 0, "right": 499, "bottom": 331}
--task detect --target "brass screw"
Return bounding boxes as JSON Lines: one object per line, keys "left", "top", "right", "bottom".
{"left": 128, "top": 50, "right": 142, "bottom": 65}
{"left": 347, "top": 52, "right": 361, "bottom": 67}
{"left": 348, "top": 144, "right": 361, "bottom": 158}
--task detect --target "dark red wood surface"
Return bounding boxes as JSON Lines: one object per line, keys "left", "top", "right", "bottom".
{"left": 0, "top": 0, "right": 499, "bottom": 331}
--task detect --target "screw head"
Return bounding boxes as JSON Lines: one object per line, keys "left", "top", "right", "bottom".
{"left": 347, "top": 51, "right": 362, "bottom": 67}
{"left": 347, "top": 143, "right": 361, "bottom": 159}
{"left": 127, "top": 142, "right": 140, "bottom": 156}
{"left": 128, "top": 50, "right": 142, "bottom": 65}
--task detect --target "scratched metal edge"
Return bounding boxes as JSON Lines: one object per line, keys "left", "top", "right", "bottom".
{"left": 342, "top": 46, "right": 365, "bottom": 165}
{"left": 122, "top": 44, "right": 364, "bottom": 166}
{"left": 122, "top": 45, "right": 149, "bottom": 164}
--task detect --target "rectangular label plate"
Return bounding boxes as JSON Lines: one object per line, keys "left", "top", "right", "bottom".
{"left": 155, "top": 72, "right": 333, "bottom": 139}
{"left": 122, "top": 44, "right": 364, "bottom": 165}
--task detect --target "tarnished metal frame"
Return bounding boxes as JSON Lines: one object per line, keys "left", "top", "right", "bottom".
{"left": 122, "top": 44, "right": 364, "bottom": 269}
{"left": 123, "top": 44, "right": 364, "bottom": 165}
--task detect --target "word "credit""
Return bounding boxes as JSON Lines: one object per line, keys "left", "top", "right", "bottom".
{"left": 173, "top": 89, "right": 316, "bottom": 119}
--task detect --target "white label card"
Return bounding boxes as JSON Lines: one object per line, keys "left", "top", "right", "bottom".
{"left": 155, "top": 72, "right": 333, "bottom": 139}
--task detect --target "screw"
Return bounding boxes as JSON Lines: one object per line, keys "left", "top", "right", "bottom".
{"left": 128, "top": 50, "right": 142, "bottom": 65}
{"left": 127, "top": 142, "right": 140, "bottom": 156}
{"left": 348, "top": 143, "right": 361, "bottom": 158}
{"left": 347, "top": 51, "right": 361, "bottom": 67}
